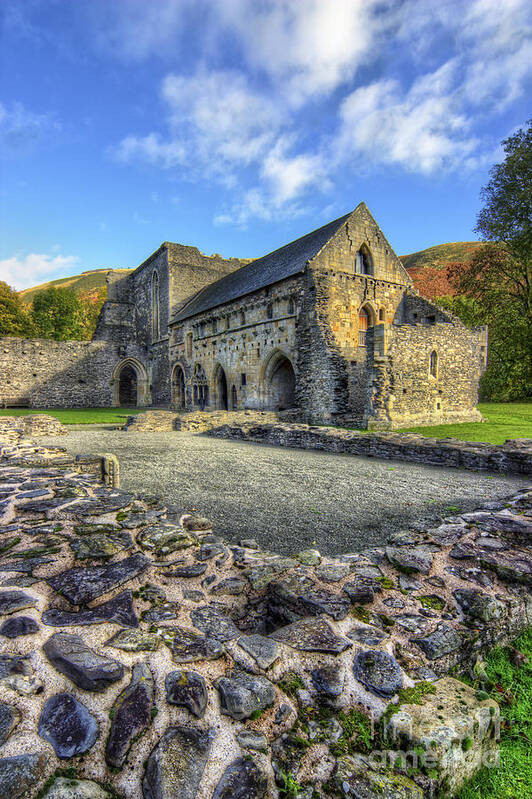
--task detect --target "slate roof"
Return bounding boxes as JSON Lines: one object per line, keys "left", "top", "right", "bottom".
{"left": 173, "top": 209, "right": 354, "bottom": 321}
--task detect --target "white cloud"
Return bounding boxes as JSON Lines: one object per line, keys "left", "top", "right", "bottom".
{"left": 108, "top": 0, "right": 532, "bottom": 223}
{"left": 162, "top": 70, "right": 280, "bottom": 168}
{"left": 0, "top": 253, "right": 80, "bottom": 291}
{"left": 88, "top": 0, "right": 194, "bottom": 60}
{"left": 114, "top": 132, "right": 186, "bottom": 169}
{"left": 460, "top": 0, "right": 532, "bottom": 109}
{"left": 215, "top": 0, "right": 381, "bottom": 105}
{"left": 261, "top": 137, "right": 328, "bottom": 204}
{"left": 0, "top": 102, "right": 60, "bottom": 154}
{"left": 114, "top": 69, "right": 281, "bottom": 179}
{"left": 83, "top": 0, "right": 381, "bottom": 103}
{"left": 334, "top": 61, "right": 480, "bottom": 174}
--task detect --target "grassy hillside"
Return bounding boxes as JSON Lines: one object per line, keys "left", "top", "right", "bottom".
{"left": 19, "top": 268, "right": 132, "bottom": 305}
{"left": 400, "top": 241, "right": 487, "bottom": 299}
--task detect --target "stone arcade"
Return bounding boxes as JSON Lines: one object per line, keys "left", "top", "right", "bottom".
{"left": 0, "top": 203, "right": 487, "bottom": 428}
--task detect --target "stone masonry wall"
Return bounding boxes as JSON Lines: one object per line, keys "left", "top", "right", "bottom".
{"left": 0, "top": 338, "right": 120, "bottom": 408}
{"left": 370, "top": 322, "right": 486, "bottom": 429}
{"left": 169, "top": 277, "right": 303, "bottom": 411}
{"left": 297, "top": 206, "right": 413, "bottom": 423}
{"left": 0, "top": 415, "right": 67, "bottom": 442}
{"left": 95, "top": 244, "right": 247, "bottom": 406}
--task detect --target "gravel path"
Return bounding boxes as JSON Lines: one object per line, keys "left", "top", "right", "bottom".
{"left": 39, "top": 426, "right": 529, "bottom": 556}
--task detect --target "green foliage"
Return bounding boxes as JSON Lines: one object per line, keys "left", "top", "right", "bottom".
{"left": 330, "top": 709, "right": 374, "bottom": 756}
{"left": 279, "top": 770, "right": 301, "bottom": 798}
{"left": 376, "top": 576, "right": 395, "bottom": 589}
{"left": 31, "top": 286, "right": 85, "bottom": 340}
{"left": 418, "top": 595, "right": 445, "bottom": 611}
{"left": 278, "top": 672, "right": 304, "bottom": 697}
{"left": 0, "top": 281, "right": 34, "bottom": 337}
{"left": 382, "top": 681, "right": 437, "bottom": 725}
{"left": 447, "top": 120, "right": 532, "bottom": 401}
{"left": 457, "top": 628, "right": 532, "bottom": 799}
{"left": 400, "top": 401, "right": 532, "bottom": 444}
{"left": 351, "top": 605, "right": 371, "bottom": 623}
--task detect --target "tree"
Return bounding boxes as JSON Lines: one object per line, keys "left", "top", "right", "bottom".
{"left": 31, "top": 287, "right": 85, "bottom": 340}
{"left": 0, "top": 281, "right": 34, "bottom": 337}
{"left": 448, "top": 120, "right": 532, "bottom": 400}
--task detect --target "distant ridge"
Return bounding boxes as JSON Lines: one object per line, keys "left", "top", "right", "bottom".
{"left": 17, "top": 241, "right": 487, "bottom": 309}
{"left": 400, "top": 241, "right": 487, "bottom": 299}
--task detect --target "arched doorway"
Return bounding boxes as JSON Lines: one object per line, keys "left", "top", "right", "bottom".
{"left": 214, "top": 364, "right": 228, "bottom": 410}
{"left": 119, "top": 365, "right": 137, "bottom": 405}
{"left": 231, "top": 385, "right": 238, "bottom": 409}
{"left": 112, "top": 358, "right": 149, "bottom": 407}
{"left": 262, "top": 350, "right": 296, "bottom": 411}
{"left": 172, "top": 364, "right": 186, "bottom": 409}
{"left": 358, "top": 304, "right": 376, "bottom": 347}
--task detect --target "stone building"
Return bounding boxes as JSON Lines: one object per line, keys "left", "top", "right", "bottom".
{"left": 0, "top": 203, "right": 487, "bottom": 428}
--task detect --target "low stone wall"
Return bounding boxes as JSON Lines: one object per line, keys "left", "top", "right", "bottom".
{"left": 0, "top": 438, "right": 118, "bottom": 487}
{"left": 0, "top": 414, "right": 67, "bottom": 443}
{"left": 0, "top": 435, "right": 530, "bottom": 798}
{"left": 208, "top": 422, "right": 532, "bottom": 475}
{"left": 125, "top": 409, "right": 295, "bottom": 433}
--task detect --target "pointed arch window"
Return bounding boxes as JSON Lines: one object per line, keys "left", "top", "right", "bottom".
{"left": 287, "top": 297, "right": 295, "bottom": 315}
{"left": 151, "top": 271, "right": 160, "bottom": 341}
{"left": 355, "top": 247, "right": 373, "bottom": 276}
{"left": 192, "top": 363, "right": 208, "bottom": 408}
{"left": 430, "top": 350, "right": 438, "bottom": 378}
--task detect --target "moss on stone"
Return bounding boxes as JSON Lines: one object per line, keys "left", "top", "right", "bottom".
{"left": 351, "top": 605, "right": 371, "bottom": 623}
{"left": 419, "top": 595, "right": 445, "bottom": 611}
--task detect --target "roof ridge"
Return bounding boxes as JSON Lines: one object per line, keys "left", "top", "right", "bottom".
{"left": 173, "top": 209, "right": 354, "bottom": 322}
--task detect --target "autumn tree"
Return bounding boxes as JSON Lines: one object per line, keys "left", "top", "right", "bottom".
{"left": 0, "top": 281, "right": 34, "bottom": 337}
{"left": 31, "top": 287, "right": 85, "bottom": 340}
{"left": 448, "top": 120, "right": 532, "bottom": 400}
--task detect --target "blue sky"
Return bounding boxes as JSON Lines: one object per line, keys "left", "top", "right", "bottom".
{"left": 1, "top": 0, "right": 531, "bottom": 290}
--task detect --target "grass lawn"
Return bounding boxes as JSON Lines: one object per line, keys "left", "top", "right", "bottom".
{"left": 399, "top": 402, "right": 532, "bottom": 445}
{"left": 456, "top": 627, "right": 532, "bottom": 799}
{"left": 0, "top": 407, "right": 138, "bottom": 425}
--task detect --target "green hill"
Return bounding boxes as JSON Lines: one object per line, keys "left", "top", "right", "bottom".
{"left": 19, "top": 268, "right": 132, "bottom": 305}
{"left": 400, "top": 241, "right": 487, "bottom": 298}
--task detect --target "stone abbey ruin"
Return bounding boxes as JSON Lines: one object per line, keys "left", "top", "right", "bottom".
{"left": 0, "top": 203, "right": 487, "bottom": 428}
{"left": 0, "top": 204, "right": 530, "bottom": 799}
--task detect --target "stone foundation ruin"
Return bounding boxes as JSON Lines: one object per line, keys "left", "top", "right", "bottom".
{"left": 0, "top": 424, "right": 530, "bottom": 798}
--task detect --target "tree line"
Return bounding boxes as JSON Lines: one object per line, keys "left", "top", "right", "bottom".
{"left": 438, "top": 119, "right": 531, "bottom": 401}
{"left": 0, "top": 283, "right": 105, "bottom": 341}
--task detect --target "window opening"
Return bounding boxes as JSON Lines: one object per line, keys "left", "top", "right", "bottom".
{"left": 430, "top": 350, "right": 438, "bottom": 378}
{"left": 151, "top": 272, "right": 160, "bottom": 341}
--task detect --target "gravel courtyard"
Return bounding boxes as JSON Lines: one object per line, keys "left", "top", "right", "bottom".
{"left": 39, "top": 427, "right": 529, "bottom": 556}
